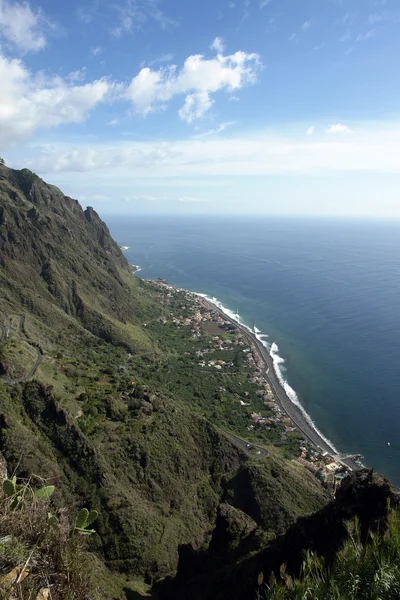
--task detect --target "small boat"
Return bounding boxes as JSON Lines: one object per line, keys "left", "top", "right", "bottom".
{"left": 388, "top": 442, "right": 391, "bottom": 447}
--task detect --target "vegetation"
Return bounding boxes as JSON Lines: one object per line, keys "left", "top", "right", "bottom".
{"left": 0, "top": 475, "right": 98, "bottom": 599}
{"left": 264, "top": 510, "right": 400, "bottom": 600}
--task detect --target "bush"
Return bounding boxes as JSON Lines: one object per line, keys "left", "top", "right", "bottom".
{"left": 263, "top": 510, "right": 400, "bottom": 600}
{"left": 0, "top": 476, "right": 99, "bottom": 599}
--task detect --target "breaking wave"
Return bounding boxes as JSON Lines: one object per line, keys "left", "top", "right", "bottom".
{"left": 195, "top": 292, "right": 338, "bottom": 454}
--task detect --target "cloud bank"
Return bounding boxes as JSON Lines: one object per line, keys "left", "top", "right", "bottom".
{"left": 21, "top": 124, "right": 400, "bottom": 177}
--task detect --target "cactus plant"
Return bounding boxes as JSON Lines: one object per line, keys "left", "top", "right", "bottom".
{"left": 35, "top": 486, "right": 55, "bottom": 500}
{"left": 3, "top": 476, "right": 22, "bottom": 497}
{"left": 75, "top": 508, "right": 98, "bottom": 535}
{"left": 3, "top": 477, "right": 54, "bottom": 510}
{"left": 3, "top": 476, "right": 23, "bottom": 509}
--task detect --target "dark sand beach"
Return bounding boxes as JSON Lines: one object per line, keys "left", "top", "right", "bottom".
{"left": 202, "top": 298, "right": 360, "bottom": 472}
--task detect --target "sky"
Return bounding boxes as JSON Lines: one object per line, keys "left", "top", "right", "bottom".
{"left": 1, "top": 0, "right": 400, "bottom": 216}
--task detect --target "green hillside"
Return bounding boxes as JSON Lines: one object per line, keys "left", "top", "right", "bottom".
{"left": 0, "top": 164, "right": 331, "bottom": 597}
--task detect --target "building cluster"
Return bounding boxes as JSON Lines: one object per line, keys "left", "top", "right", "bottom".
{"left": 296, "top": 448, "right": 348, "bottom": 483}
{"left": 147, "top": 279, "right": 350, "bottom": 485}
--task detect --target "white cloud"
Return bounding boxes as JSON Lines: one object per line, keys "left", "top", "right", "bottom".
{"left": 76, "top": 6, "right": 95, "bottom": 24}
{"left": 326, "top": 123, "right": 353, "bottom": 134}
{"left": 192, "top": 121, "right": 236, "bottom": 139}
{"left": 0, "top": 40, "right": 260, "bottom": 150}
{"left": 143, "top": 52, "right": 174, "bottom": 68}
{"left": 210, "top": 36, "right": 225, "bottom": 54}
{"left": 125, "top": 49, "right": 261, "bottom": 121}
{"left": 0, "top": 53, "right": 115, "bottom": 150}
{"left": 260, "top": 0, "right": 273, "bottom": 7}
{"left": 0, "top": 0, "right": 52, "bottom": 52}
{"left": 302, "top": 20, "right": 312, "bottom": 30}
{"left": 306, "top": 126, "right": 314, "bottom": 136}
{"left": 111, "top": 0, "right": 178, "bottom": 38}
{"left": 91, "top": 46, "right": 102, "bottom": 56}
{"left": 178, "top": 91, "right": 213, "bottom": 123}
{"left": 356, "top": 29, "right": 375, "bottom": 42}
{"left": 288, "top": 33, "right": 296, "bottom": 42}
{"left": 21, "top": 123, "right": 400, "bottom": 178}
{"left": 67, "top": 67, "right": 87, "bottom": 83}
{"left": 108, "top": 118, "right": 120, "bottom": 126}
{"left": 179, "top": 196, "right": 208, "bottom": 203}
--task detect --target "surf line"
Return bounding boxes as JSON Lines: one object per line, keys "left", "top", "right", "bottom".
{"left": 195, "top": 291, "right": 339, "bottom": 455}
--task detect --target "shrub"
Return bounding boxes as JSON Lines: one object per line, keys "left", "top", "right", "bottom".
{"left": 0, "top": 475, "right": 99, "bottom": 599}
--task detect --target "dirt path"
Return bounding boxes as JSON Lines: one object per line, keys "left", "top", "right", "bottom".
{"left": 0, "top": 315, "right": 43, "bottom": 385}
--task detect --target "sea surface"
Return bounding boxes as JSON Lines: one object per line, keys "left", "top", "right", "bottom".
{"left": 107, "top": 215, "right": 400, "bottom": 485}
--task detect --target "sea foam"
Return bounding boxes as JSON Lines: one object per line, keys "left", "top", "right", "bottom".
{"left": 196, "top": 292, "right": 338, "bottom": 454}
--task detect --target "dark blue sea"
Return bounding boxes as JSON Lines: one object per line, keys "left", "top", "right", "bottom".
{"left": 106, "top": 215, "right": 400, "bottom": 485}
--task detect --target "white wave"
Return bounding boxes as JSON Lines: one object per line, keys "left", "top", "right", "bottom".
{"left": 195, "top": 293, "right": 256, "bottom": 336}
{"left": 269, "top": 341, "right": 338, "bottom": 453}
{"left": 195, "top": 292, "right": 338, "bottom": 455}
{"left": 131, "top": 265, "right": 141, "bottom": 275}
{"left": 120, "top": 246, "right": 130, "bottom": 251}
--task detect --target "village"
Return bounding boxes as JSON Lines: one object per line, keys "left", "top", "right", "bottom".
{"left": 147, "top": 279, "right": 350, "bottom": 487}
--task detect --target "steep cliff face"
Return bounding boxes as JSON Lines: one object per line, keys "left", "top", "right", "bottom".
{"left": 0, "top": 165, "right": 127, "bottom": 272}
{"left": 0, "top": 164, "right": 156, "bottom": 350}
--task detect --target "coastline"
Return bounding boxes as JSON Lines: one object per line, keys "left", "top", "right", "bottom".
{"left": 133, "top": 257, "right": 362, "bottom": 472}
{"left": 197, "top": 294, "right": 361, "bottom": 472}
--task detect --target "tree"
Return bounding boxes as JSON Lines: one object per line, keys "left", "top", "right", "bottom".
{"left": 0, "top": 158, "right": 5, "bottom": 165}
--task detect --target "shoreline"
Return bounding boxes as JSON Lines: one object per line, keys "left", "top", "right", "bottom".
{"left": 138, "top": 268, "right": 362, "bottom": 472}
{"left": 197, "top": 294, "right": 361, "bottom": 472}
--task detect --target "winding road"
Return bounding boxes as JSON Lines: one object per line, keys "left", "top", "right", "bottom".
{"left": 0, "top": 315, "right": 43, "bottom": 385}
{"left": 220, "top": 428, "right": 269, "bottom": 460}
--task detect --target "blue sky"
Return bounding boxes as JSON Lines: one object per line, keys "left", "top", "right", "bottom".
{"left": 1, "top": 0, "right": 400, "bottom": 216}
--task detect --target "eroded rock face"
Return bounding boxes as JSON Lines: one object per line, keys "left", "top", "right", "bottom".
{"left": 158, "top": 470, "right": 400, "bottom": 600}
{"left": 0, "top": 164, "right": 139, "bottom": 348}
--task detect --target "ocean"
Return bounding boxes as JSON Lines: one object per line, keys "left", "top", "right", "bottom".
{"left": 106, "top": 215, "right": 400, "bottom": 485}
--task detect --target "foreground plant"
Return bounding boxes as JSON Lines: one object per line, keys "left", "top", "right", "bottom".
{"left": 0, "top": 474, "right": 99, "bottom": 599}
{"left": 263, "top": 510, "right": 400, "bottom": 600}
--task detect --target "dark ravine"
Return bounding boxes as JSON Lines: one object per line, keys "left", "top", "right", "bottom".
{"left": 157, "top": 469, "right": 400, "bottom": 600}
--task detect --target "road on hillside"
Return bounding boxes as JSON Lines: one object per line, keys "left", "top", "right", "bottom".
{"left": 220, "top": 429, "right": 269, "bottom": 460}
{"left": 0, "top": 315, "right": 43, "bottom": 385}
